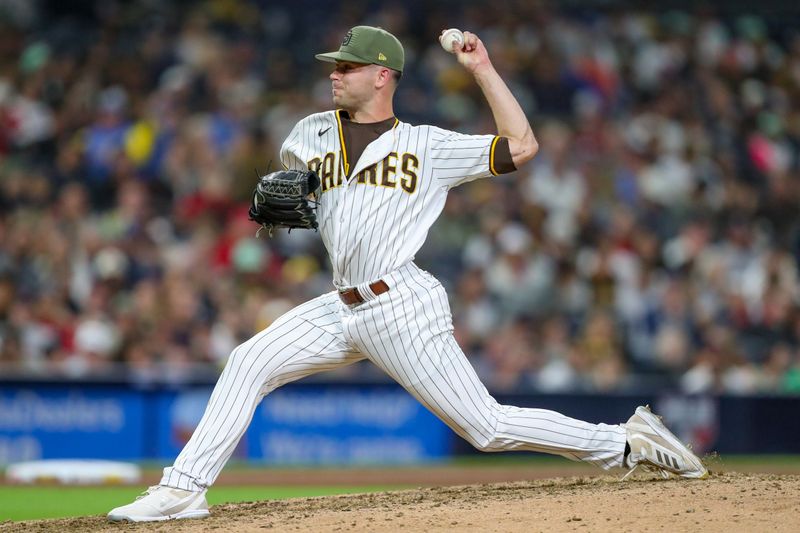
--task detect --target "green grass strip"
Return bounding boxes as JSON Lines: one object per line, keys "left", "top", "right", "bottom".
{"left": 0, "top": 485, "right": 404, "bottom": 522}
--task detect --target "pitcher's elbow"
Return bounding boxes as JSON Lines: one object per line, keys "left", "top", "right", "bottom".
{"left": 512, "top": 136, "right": 539, "bottom": 168}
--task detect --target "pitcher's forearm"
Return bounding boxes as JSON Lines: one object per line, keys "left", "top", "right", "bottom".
{"left": 473, "top": 64, "right": 538, "bottom": 167}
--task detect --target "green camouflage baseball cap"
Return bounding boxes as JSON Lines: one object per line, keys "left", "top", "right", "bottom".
{"left": 315, "top": 26, "right": 404, "bottom": 73}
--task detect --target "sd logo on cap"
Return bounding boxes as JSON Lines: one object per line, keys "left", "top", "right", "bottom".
{"left": 316, "top": 26, "right": 404, "bottom": 73}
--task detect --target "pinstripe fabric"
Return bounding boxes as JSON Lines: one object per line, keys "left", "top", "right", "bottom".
{"left": 342, "top": 263, "right": 626, "bottom": 469}
{"left": 159, "top": 114, "right": 627, "bottom": 492}
{"left": 161, "top": 265, "right": 625, "bottom": 491}
{"left": 161, "top": 293, "right": 364, "bottom": 490}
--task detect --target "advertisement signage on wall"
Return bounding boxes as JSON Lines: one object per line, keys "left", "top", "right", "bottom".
{"left": 2, "top": 383, "right": 800, "bottom": 465}
{"left": 154, "top": 385, "right": 451, "bottom": 464}
{"left": 0, "top": 387, "right": 145, "bottom": 464}
{"left": 248, "top": 386, "right": 451, "bottom": 464}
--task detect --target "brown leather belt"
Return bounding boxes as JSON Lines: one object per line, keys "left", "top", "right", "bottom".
{"left": 338, "top": 280, "right": 390, "bottom": 305}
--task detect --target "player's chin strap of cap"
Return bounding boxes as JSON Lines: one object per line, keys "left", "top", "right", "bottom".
{"left": 339, "top": 279, "right": 390, "bottom": 306}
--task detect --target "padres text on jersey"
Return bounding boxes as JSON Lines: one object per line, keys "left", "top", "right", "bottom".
{"left": 280, "top": 110, "right": 503, "bottom": 288}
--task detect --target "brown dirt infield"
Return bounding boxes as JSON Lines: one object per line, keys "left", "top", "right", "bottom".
{"left": 4, "top": 471, "right": 799, "bottom": 532}
{"left": 94, "top": 456, "right": 800, "bottom": 487}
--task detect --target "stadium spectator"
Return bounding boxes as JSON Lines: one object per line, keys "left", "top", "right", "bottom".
{"left": 0, "top": 1, "right": 799, "bottom": 394}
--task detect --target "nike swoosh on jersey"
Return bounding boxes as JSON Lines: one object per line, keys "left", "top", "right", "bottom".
{"left": 318, "top": 126, "right": 332, "bottom": 136}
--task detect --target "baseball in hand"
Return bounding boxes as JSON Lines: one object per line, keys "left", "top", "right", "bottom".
{"left": 440, "top": 28, "right": 464, "bottom": 53}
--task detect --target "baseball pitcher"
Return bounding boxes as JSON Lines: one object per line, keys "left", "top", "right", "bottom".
{"left": 108, "top": 26, "right": 707, "bottom": 522}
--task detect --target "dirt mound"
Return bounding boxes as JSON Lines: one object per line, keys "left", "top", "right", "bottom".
{"left": 4, "top": 472, "right": 799, "bottom": 532}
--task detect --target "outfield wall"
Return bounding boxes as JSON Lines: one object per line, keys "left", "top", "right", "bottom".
{"left": 1, "top": 381, "right": 798, "bottom": 465}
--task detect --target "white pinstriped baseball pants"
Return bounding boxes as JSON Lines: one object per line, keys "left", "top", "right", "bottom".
{"left": 161, "top": 262, "right": 627, "bottom": 491}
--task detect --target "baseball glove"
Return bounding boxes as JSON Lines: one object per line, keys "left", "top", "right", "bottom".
{"left": 248, "top": 169, "right": 320, "bottom": 236}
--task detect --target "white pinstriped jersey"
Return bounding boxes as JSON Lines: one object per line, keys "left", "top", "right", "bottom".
{"left": 280, "top": 109, "right": 504, "bottom": 288}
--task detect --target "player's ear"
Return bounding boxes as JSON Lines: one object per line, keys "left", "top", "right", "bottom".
{"left": 375, "top": 67, "right": 391, "bottom": 89}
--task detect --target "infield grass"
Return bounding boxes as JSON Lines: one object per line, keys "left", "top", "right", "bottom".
{"left": 0, "top": 485, "right": 406, "bottom": 522}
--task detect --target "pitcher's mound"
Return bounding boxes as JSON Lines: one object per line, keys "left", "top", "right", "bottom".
{"left": 6, "top": 472, "right": 799, "bottom": 532}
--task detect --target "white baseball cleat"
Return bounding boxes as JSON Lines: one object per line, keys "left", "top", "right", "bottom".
{"left": 107, "top": 485, "right": 210, "bottom": 522}
{"left": 623, "top": 405, "right": 709, "bottom": 480}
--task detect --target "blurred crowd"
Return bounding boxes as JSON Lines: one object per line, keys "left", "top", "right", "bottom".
{"left": 1, "top": 0, "right": 799, "bottom": 395}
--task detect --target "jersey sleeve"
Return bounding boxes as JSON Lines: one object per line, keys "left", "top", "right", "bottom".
{"left": 427, "top": 126, "right": 506, "bottom": 188}
{"left": 279, "top": 119, "right": 306, "bottom": 171}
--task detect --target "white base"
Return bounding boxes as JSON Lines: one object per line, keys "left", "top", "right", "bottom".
{"left": 5, "top": 459, "right": 141, "bottom": 485}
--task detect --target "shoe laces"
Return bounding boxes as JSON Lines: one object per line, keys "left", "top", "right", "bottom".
{"left": 135, "top": 485, "right": 163, "bottom": 500}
